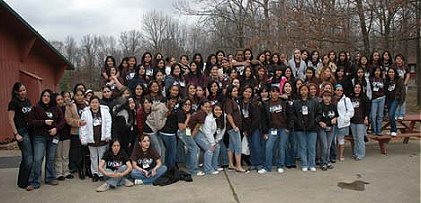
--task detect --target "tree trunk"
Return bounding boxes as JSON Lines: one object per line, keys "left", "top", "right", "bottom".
{"left": 356, "top": 0, "right": 370, "bottom": 55}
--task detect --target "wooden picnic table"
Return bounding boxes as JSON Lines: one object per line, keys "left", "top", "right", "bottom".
{"left": 372, "top": 114, "right": 421, "bottom": 154}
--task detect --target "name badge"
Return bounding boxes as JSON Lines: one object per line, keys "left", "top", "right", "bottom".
{"left": 271, "top": 129, "right": 277, "bottom": 135}
{"left": 302, "top": 106, "right": 308, "bottom": 115}
{"left": 52, "top": 138, "right": 59, "bottom": 144}
{"left": 373, "top": 87, "right": 379, "bottom": 92}
{"left": 352, "top": 101, "right": 360, "bottom": 108}
{"left": 93, "top": 118, "right": 102, "bottom": 126}
{"left": 186, "top": 128, "right": 192, "bottom": 136}
{"left": 388, "top": 84, "right": 395, "bottom": 91}
{"left": 129, "top": 72, "right": 135, "bottom": 80}
{"left": 146, "top": 69, "right": 153, "bottom": 76}
{"left": 46, "top": 112, "right": 53, "bottom": 118}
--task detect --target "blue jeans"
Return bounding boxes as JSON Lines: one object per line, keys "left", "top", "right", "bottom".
{"left": 388, "top": 100, "right": 399, "bottom": 133}
{"left": 147, "top": 133, "right": 165, "bottom": 163}
{"left": 318, "top": 129, "right": 334, "bottom": 165}
{"left": 131, "top": 165, "right": 168, "bottom": 185}
{"left": 296, "top": 131, "right": 317, "bottom": 168}
{"left": 248, "top": 129, "right": 264, "bottom": 169}
{"left": 371, "top": 96, "right": 385, "bottom": 134}
{"left": 227, "top": 129, "right": 241, "bottom": 155}
{"left": 350, "top": 123, "right": 366, "bottom": 159}
{"left": 17, "top": 128, "right": 33, "bottom": 188}
{"left": 218, "top": 140, "right": 228, "bottom": 167}
{"left": 177, "top": 130, "right": 200, "bottom": 174}
{"left": 29, "top": 135, "right": 58, "bottom": 188}
{"left": 264, "top": 128, "right": 288, "bottom": 171}
{"left": 160, "top": 133, "right": 177, "bottom": 168}
{"left": 286, "top": 131, "right": 298, "bottom": 166}
{"left": 395, "top": 86, "right": 407, "bottom": 118}
{"left": 105, "top": 165, "right": 128, "bottom": 187}
{"left": 194, "top": 132, "right": 219, "bottom": 174}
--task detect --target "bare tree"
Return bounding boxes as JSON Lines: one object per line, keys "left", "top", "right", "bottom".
{"left": 119, "top": 30, "right": 144, "bottom": 57}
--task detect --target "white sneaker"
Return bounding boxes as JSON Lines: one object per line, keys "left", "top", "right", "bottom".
{"left": 96, "top": 183, "right": 109, "bottom": 192}
{"left": 210, "top": 171, "right": 219, "bottom": 175}
{"left": 123, "top": 178, "right": 134, "bottom": 187}
{"left": 302, "top": 168, "right": 308, "bottom": 172}
{"left": 309, "top": 167, "right": 317, "bottom": 172}
{"left": 217, "top": 167, "right": 224, "bottom": 172}
{"left": 196, "top": 171, "right": 205, "bottom": 176}
{"left": 391, "top": 132, "right": 397, "bottom": 137}
{"left": 257, "top": 169, "right": 268, "bottom": 174}
{"left": 277, "top": 168, "right": 284, "bottom": 174}
{"left": 397, "top": 116, "right": 404, "bottom": 121}
{"left": 134, "top": 179, "right": 143, "bottom": 185}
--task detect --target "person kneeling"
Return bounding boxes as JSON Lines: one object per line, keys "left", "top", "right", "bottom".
{"left": 97, "top": 139, "right": 134, "bottom": 192}
{"left": 130, "top": 134, "right": 167, "bottom": 185}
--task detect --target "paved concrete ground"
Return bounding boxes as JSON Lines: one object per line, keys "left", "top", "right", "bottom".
{"left": 0, "top": 141, "right": 420, "bottom": 203}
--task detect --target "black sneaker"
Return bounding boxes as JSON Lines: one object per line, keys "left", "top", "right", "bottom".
{"left": 57, "top": 176, "right": 65, "bottom": 181}
{"left": 321, "top": 165, "right": 328, "bottom": 171}
{"left": 330, "top": 159, "right": 336, "bottom": 163}
{"left": 92, "top": 174, "right": 99, "bottom": 182}
{"left": 327, "top": 164, "right": 334, "bottom": 169}
{"left": 99, "top": 176, "right": 105, "bottom": 182}
{"left": 78, "top": 169, "right": 85, "bottom": 180}
{"left": 65, "top": 174, "right": 74, "bottom": 179}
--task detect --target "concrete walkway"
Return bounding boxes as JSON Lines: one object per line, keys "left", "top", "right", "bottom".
{"left": 0, "top": 141, "right": 420, "bottom": 203}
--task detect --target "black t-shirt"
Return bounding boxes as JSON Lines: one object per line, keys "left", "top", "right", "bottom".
{"left": 8, "top": 98, "right": 32, "bottom": 130}
{"left": 130, "top": 146, "right": 160, "bottom": 171}
{"left": 102, "top": 150, "right": 129, "bottom": 171}
{"left": 320, "top": 103, "right": 338, "bottom": 127}
{"left": 160, "top": 109, "right": 178, "bottom": 134}
{"left": 177, "top": 110, "right": 187, "bottom": 125}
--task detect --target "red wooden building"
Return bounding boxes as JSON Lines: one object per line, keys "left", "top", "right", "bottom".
{"left": 0, "top": 1, "right": 74, "bottom": 143}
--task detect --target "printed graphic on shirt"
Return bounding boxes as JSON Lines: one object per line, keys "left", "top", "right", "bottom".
{"left": 352, "top": 100, "right": 360, "bottom": 108}
{"left": 269, "top": 104, "right": 283, "bottom": 113}
{"left": 372, "top": 81, "right": 384, "bottom": 92}
{"left": 138, "top": 157, "right": 153, "bottom": 170}
{"left": 323, "top": 110, "right": 336, "bottom": 119}
{"left": 387, "top": 84, "right": 396, "bottom": 92}
{"left": 22, "top": 106, "right": 32, "bottom": 114}
{"left": 107, "top": 160, "right": 123, "bottom": 170}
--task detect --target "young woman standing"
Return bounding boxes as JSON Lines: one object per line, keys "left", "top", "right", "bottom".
{"left": 54, "top": 92, "right": 74, "bottom": 180}
{"left": 80, "top": 96, "right": 112, "bottom": 182}
{"left": 259, "top": 86, "right": 290, "bottom": 174}
{"left": 370, "top": 66, "right": 386, "bottom": 135}
{"left": 318, "top": 91, "right": 338, "bottom": 170}
{"left": 290, "top": 85, "right": 322, "bottom": 172}
{"left": 224, "top": 85, "right": 248, "bottom": 173}
{"left": 27, "top": 89, "right": 64, "bottom": 190}
{"left": 8, "top": 82, "right": 33, "bottom": 189}
{"left": 385, "top": 68, "right": 406, "bottom": 136}
{"left": 350, "top": 83, "right": 370, "bottom": 160}
{"left": 334, "top": 84, "right": 354, "bottom": 161}
{"left": 177, "top": 99, "right": 201, "bottom": 175}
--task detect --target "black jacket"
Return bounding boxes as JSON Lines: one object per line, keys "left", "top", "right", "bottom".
{"left": 289, "top": 98, "right": 322, "bottom": 132}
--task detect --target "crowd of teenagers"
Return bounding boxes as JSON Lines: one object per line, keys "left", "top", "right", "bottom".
{"left": 8, "top": 48, "right": 410, "bottom": 192}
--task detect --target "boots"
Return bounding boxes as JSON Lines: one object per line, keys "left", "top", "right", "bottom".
{"left": 339, "top": 144, "right": 345, "bottom": 161}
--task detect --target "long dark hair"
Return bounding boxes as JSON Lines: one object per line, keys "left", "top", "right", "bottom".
{"left": 226, "top": 85, "right": 238, "bottom": 100}
{"left": 104, "top": 56, "right": 116, "bottom": 68}
{"left": 38, "top": 89, "right": 55, "bottom": 108}
{"left": 11, "top": 82, "right": 25, "bottom": 99}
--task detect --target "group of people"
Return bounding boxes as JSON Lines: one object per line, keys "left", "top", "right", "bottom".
{"left": 8, "top": 48, "right": 409, "bottom": 192}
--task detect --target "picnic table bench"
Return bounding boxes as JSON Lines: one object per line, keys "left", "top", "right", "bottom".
{"left": 345, "top": 114, "right": 421, "bottom": 155}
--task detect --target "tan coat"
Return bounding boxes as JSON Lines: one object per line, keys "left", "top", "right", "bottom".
{"left": 65, "top": 103, "right": 81, "bottom": 135}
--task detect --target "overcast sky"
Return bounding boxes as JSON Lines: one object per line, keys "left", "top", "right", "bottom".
{"left": 4, "top": 0, "right": 185, "bottom": 42}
